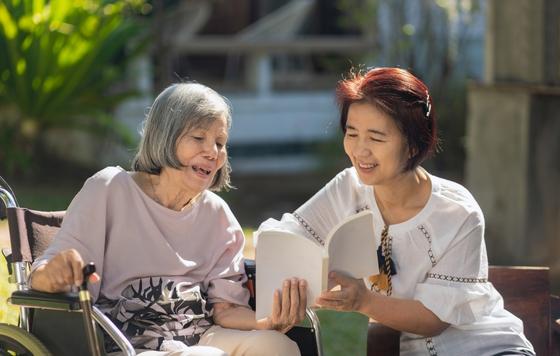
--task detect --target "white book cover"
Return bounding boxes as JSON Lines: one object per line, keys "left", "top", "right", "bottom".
{"left": 254, "top": 210, "right": 378, "bottom": 320}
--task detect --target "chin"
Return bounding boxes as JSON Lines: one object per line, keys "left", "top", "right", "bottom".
{"left": 354, "top": 173, "right": 375, "bottom": 186}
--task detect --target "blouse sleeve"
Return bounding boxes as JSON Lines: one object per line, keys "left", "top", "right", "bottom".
{"left": 413, "top": 212, "right": 503, "bottom": 326}
{"left": 204, "top": 211, "right": 250, "bottom": 307}
{"left": 31, "top": 172, "right": 109, "bottom": 301}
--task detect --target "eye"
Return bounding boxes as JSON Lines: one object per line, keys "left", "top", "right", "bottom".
{"left": 345, "top": 132, "right": 358, "bottom": 138}
{"left": 370, "top": 137, "right": 384, "bottom": 143}
{"left": 216, "top": 142, "right": 225, "bottom": 149}
{"left": 191, "top": 135, "right": 204, "bottom": 141}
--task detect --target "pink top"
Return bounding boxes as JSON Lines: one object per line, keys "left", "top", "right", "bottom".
{"left": 32, "top": 166, "right": 249, "bottom": 307}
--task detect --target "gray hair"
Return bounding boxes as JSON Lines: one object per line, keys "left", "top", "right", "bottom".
{"left": 132, "top": 82, "right": 233, "bottom": 191}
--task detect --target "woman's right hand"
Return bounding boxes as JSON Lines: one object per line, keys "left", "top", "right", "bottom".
{"left": 30, "top": 249, "right": 85, "bottom": 293}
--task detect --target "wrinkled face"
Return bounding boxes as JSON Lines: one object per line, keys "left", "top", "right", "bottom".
{"left": 343, "top": 102, "right": 409, "bottom": 186}
{"left": 169, "top": 115, "right": 228, "bottom": 195}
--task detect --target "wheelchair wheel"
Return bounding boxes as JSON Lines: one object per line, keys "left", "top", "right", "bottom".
{"left": 0, "top": 323, "right": 51, "bottom": 355}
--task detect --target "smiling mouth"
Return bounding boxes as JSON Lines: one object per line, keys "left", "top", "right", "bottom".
{"left": 358, "top": 162, "right": 379, "bottom": 169}
{"left": 192, "top": 165, "right": 212, "bottom": 176}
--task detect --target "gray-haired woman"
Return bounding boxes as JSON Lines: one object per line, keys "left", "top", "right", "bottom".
{"left": 29, "top": 83, "right": 307, "bottom": 355}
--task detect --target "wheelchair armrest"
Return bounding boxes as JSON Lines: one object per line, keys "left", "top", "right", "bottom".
{"left": 9, "top": 289, "right": 82, "bottom": 311}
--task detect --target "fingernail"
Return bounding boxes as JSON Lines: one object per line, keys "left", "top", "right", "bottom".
{"left": 89, "top": 273, "right": 100, "bottom": 283}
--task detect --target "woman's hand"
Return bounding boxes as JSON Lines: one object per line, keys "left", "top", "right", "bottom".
{"left": 30, "top": 249, "right": 85, "bottom": 293}
{"left": 257, "top": 278, "right": 307, "bottom": 333}
{"left": 315, "top": 272, "right": 369, "bottom": 313}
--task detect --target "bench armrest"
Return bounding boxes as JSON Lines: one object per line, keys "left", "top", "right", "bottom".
{"left": 9, "top": 289, "right": 81, "bottom": 311}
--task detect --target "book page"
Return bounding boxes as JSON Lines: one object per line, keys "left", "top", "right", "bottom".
{"left": 255, "top": 230, "right": 327, "bottom": 320}
{"left": 327, "top": 210, "right": 379, "bottom": 279}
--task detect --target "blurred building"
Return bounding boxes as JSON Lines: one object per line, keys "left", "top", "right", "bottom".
{"left": 466, "top": 0, "right": 560, "bottom": 287}
{"left": 114, "top": 0, "right": 485, "bottom": 176}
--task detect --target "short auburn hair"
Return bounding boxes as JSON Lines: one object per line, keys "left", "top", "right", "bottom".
{"left": 336, "top": 67, "right": 438, "bottom": 171}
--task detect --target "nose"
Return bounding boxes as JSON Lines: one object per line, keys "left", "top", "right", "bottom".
{"left": 203, "top": 141, "right": 219, "bottom": 160}
{"left": 355, "top": 138, "right": 371, "bottom": 158}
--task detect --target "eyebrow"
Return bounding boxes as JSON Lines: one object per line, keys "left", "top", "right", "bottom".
{"left": 345, "top": 125, "right": 387, "bottom": 136}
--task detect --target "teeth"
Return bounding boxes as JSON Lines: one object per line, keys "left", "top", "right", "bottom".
{"left": 359, "top": 163, "right": 377, "bottom": 168}
{"left": 193, "top": 166, "right": 211, "bottom": 175}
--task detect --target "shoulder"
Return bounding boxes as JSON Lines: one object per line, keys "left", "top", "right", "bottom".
{"left": 430, "top": 174, "right": 484, "bottom": 226}
{"left": 198, "top": 191, "right": 240, "bottom": 225}
{"left": 87, "top": 166, "right": 128, "bottom": 186}
{"left": 80, "top": 166, "right": 129, "bottom": 197}
{"left": 324, "top": 167, "right": 364, "bottom": 194}
{"left": 331, "top": 167, "right": 361, "bottom": 185}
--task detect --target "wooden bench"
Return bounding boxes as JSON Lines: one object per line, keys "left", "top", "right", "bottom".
{"left": 367, "top": 266, "right": 560, "bottom": 355}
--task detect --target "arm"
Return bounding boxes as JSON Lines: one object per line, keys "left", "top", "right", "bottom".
{"left": 213, "top": 278, "right": 307, "bottom": 333}
{"left": 316, "top": 272, "right": 449, "bottom": 337}
{"left": 29, "top": 171, "right": 111, "bottom": 297}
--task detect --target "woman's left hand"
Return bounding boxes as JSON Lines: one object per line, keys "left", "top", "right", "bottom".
{"left": 257, "top": 278, "right": 307, "bottom": 333}
{"left": 315, "top": 272, "right": 369, "bottom": 313}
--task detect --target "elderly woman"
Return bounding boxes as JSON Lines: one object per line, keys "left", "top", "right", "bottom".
{"left": 29, "top": 83, "right": 306, "bottom": 355}
{"left": 257, "top": 67, "right": 535, "bottom": 355}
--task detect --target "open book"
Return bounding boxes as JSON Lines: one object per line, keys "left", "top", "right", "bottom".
{"left": 254, "top": 210, "right": 379, "bottom": 319}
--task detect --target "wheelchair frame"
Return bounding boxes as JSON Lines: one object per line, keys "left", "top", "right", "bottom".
{"left": 0, "top": 179, "right": 323, "bottom": 356}
{"left": 1, "top": 184, "right": 136, "bottom": 355}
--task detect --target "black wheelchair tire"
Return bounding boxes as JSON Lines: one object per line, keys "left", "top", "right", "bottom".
{"left": 0, "top": 323, "right": 52, "bottom": 356}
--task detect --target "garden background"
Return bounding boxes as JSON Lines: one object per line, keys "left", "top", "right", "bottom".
{"left": 1, "top": 0, "right": 559, "bottom": 355}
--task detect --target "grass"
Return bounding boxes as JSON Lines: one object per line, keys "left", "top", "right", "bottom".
{"left": 0, "top": 189, "right": 367, "bottom": 355}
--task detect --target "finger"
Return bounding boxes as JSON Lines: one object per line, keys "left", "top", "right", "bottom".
{"left": 69, "top": 252, "right": 84, "bottom": 286}
{"left": 318, "top": 289, "right": 346, "bottom": 301}
{"left": 315, "top": 296, "right": 342, "bottom": 311}
{"left": 298, "top": 279, "right": 307, "bottom": 321}
{"left": 52, "top": 258, "right": 73, "bottom": 287}
{"left": 271, "top": 289, "right": 281, "bottom": 321}
{"left": 281, "top": 279, "right": 290, "bottom": 318}
{"left": 89, "top": 272, "right": 101, "bottom": 284}
{"left": 289, "top": 278, "right": 299, "bottom": 323}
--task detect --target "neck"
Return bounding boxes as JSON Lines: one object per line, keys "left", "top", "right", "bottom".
{"left": 373, "top": 168, "right": 430, "bottom": 224}
{"left": 149, "top": 171, "right": 198, "bottom": 211}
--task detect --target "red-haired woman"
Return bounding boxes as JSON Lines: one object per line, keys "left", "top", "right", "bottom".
{"left": 258, "top": 67, "right": 535, "bottom": 355}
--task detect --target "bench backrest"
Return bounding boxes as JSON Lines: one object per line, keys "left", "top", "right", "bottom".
{"left": 489, "top": 266, "right": 550, "bottom": 356}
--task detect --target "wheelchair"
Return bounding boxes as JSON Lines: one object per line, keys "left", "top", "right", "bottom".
{"left": 0, "top": 177, "right": 323, "bottom": 356}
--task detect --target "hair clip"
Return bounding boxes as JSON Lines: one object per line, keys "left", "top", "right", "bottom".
{"left": 425, "top": 91, "right": 432, "bottom": 117}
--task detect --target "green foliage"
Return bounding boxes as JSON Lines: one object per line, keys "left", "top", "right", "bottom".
{"left": 0, "top": 0, "right": 149, "bottom": 175}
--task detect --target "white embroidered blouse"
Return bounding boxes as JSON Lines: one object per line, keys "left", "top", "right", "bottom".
{"left": 257, "top": 167, "right": 534, "bottom": 355}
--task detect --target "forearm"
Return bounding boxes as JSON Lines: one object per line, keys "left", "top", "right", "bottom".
{"left": 213, "top": 302, "right": 277, "bottom": 331}
{"left": 359, "top": 293, "right": 449, "bottom": 337}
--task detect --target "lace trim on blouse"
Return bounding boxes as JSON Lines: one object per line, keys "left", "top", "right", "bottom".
{"left": 293, "top": 212, "right": 325, "bottom": 246}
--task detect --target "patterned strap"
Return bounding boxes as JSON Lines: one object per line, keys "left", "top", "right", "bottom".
{"left": 370, "top": 225, "right": 393, "bottom": 296}
{"left": 381, "top": 225, "right": 393, "bottom": 296}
